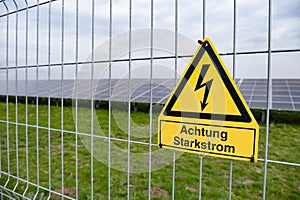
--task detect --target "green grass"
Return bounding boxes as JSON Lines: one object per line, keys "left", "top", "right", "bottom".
{"left": 0, "top": 102, "right": 299, "bottom": 199}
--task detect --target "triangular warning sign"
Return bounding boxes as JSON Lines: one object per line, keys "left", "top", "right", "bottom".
{"left": 158, "top": 38, "right": 259, "bottom": 162}
{"left": 163, "top": 39, "right": 250, "bottom": 122}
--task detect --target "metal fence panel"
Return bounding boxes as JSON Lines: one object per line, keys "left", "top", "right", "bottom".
{"left": 0, "top": 0, "right": 299, "bottom": 199}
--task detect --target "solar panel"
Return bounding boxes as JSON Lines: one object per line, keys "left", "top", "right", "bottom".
{"left": 0, "top": 78, "right": 299, "bottom": 111}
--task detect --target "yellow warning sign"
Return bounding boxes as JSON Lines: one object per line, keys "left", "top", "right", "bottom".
{"left": 158, "top": 38, "right": 259, "bottom": 162}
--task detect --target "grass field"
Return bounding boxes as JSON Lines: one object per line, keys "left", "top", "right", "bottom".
{"left": 0, "top": 101, "right": 299, "bottom": 199}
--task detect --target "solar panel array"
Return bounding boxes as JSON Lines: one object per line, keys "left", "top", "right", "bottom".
{"left": 0, "top": 79, "right": 299, "bottom": 111}
{"left": 237, "top": 79, "right": 300, "bottom": 111}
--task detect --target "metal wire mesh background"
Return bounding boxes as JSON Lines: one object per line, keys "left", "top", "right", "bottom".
{"left": 0, "top": 0, "right": 299, "bottom": 199}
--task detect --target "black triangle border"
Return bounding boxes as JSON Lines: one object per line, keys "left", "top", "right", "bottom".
{"left": 164, "top": 40, "right": 251, "bottom": 123}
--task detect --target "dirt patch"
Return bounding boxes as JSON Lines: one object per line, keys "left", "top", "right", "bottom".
{"left": 185, "top": 185, "right": 198, "bottom": 192}
{"left": 145, "top": 186, "right": 169, "bottom": 198}
{"left": 233, "top": 177, "right": 254, "bottom": 185}
{"left": 53, "top": 188, "right": 76, "bottom": 198}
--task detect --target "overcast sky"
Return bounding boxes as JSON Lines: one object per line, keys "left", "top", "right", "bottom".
{"left": 0, "top": 0, "right": 299, "bottom": 80}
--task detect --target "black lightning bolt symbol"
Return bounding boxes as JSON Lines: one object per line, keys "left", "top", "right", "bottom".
{"left": 194, "top": 64, "right": 213, "bottom": 111}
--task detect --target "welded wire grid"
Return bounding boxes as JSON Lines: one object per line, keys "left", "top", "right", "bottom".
{"left": 0, "top": 0, "right": 299, "bottom": 200}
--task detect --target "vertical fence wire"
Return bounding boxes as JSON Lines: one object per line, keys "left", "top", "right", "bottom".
{"left": 228, "top": 160, "right": 233, "bottom": 200}
{"left": 198, "top": 155, "right": 203, "bottom": 200}
{"left": 12, "top": 0, "right": 20, "bottom": 193}
{"left": 172, "top": 1, "right": 179, "bottom": 199}
{"left": 33, "top": 1, "right": 40, "bottom": 199}
{"left": 47, "top": 1, "right": 52, "bottom": 199}
{"left": 198, "top": 0, "right": 206, "bottom": 199}
{"left": 108, "top": 0, "right": 113, "bottom": 199}
{"left": 22, "top": 0, "right": 29, "bottom": 197}
{"left": 232, "top": 0, "right": 237, "bottom": 80}
{"left": 127, "top": 0, "right": 132, "bottom": 199}
{"left": 90, "top": 0, "right": 95, "bottom": 199}
{"left": 75, "top": 0, "right": 79, "bottom": 198}
{"left": 228, "top": 1, "right": 237, "bottom": 199}
{"left": 262, "top": 0, "right": 272, "bottom": 199}
{"left": 148, "top": 1, "right": 154, "bottom": 199}
{"left": 3, "top": 0, "right": 10, "bottom": 191}
{"left": 60, "top": 0, "right": 65, "bottom": 198}
{"left": 202, "top": 0, "right": 206, "bottom": 38}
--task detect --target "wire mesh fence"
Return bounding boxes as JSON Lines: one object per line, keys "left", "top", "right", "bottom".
{"left": 0, "top": 0, "right": 299, "bottom": 199}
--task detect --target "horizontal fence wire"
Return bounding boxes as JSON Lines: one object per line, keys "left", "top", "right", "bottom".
{"left": 0, "top": 48, "right": 300, "bottom": 70}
